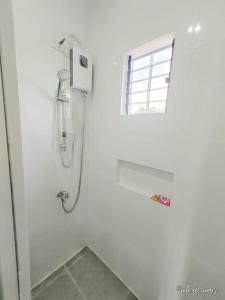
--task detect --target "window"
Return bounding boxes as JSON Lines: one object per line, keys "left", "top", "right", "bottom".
{"left": 121, "top": 36, "right": 175, "bottom": 115}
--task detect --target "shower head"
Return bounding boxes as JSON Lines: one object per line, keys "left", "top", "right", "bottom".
{"left": 57, "top": 69, "right": 70, "bottom": 81}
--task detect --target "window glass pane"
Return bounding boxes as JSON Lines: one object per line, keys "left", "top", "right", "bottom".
{"left": 151, "top": 75, "right": 169, "bottom": 89}
{"left": 152, "top": 61, "right": 171, "bottom": 77}
{"left": 149, "top": 101, "right": 166, "bottom": 113}
{"left": 131, "top": 80, "right": 148, "bottom": 93}
{"left": 129, "top": 103, "right": 148, "bottom": 114}
{"left": 153, "top": 47, "right": 172, "bottom": 64}
{"left": 130, "top": 92, "right": 148, "bottom": 104}
{"left": 150, "top": 88, "right": 168, "bottom": 101}
{"left": 132, "top": 55, "right": 151, "bottom": 70}
{"left": 132, "top": 68, "right": 150, "bottom": 81}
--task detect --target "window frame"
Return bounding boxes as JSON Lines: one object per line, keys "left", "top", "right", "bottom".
{"left": 122, "top": 37, "right": 175, "bottom": 115}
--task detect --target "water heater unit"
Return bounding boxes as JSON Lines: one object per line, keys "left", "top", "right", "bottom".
{"left": 70, "top": 47, "right": 92, "bottom": 92}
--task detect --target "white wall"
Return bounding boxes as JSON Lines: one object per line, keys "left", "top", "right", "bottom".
{"left": 86, "top": 1, "right": 225, "bottom": 299}
{"left": 0, "top": 35, "right": 19, "bottom": 300}
{"left": 12, "top": 0, "right": 89, "bottom": 286}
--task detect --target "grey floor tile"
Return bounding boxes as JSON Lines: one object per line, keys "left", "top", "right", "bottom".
{"left": 65, "top": 247, "right": 89, "bottom": 268}
{"left": 68, "top": 249, "right": 138, "bottom": 300}
{"left": 33, "top": 273, "right": 83, "bottom": 300}
{"left": 32, "top": 266, "right": 64, "bottom": 298}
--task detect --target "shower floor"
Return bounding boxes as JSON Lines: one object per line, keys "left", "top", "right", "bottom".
{"left": 32, "top": 247, "right": 139, "bottom": 300}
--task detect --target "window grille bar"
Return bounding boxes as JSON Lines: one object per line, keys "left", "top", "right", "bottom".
{"left": 129, "top": 86, "right": 167, "bottom": 95}
{"left": 128, "top": 99, "right": 167, "bottom": 105}
{"left": 146, "top": 55, "right": 153, "bottom": 110}
{"left": 130, "top": 73, "right": 170, "bottom": 84}
{"left": 130, "top": 78, "right": 149, "bottom": 84}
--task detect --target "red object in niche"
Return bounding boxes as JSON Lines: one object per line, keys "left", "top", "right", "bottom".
{"left": 151, "top": 194, "right": 171, "bottom": 207}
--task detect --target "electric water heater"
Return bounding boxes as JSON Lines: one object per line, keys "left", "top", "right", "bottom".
{"left": 70, "top": 47, "right": 92, "bottom": 92}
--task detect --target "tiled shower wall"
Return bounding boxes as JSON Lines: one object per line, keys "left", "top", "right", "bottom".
{"left": 86, "top": 1, "right": 225, "bottom": 299}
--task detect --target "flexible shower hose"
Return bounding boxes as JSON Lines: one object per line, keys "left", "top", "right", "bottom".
{"left": 56, "top": 99, "right": 75, "bottom": 168}
{"left": 56, "top": 96, "right": 86, "bottom": 213}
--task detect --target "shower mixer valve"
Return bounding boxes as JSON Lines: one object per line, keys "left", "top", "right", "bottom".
{"left": 57, "top": 191, "right": 70, "bottom": 202}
